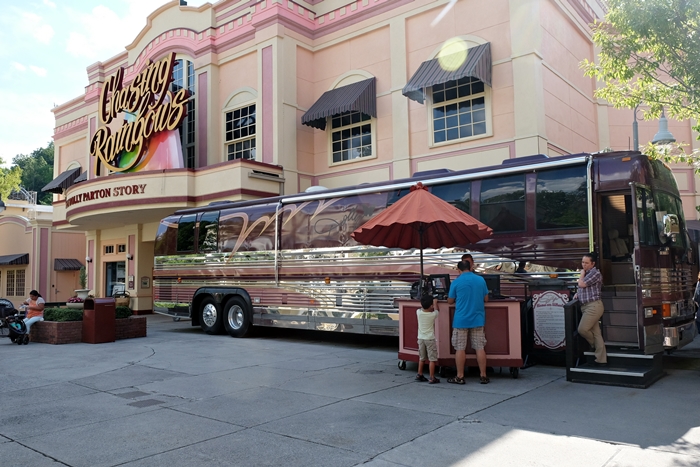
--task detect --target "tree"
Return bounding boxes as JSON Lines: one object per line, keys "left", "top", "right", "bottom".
{"left": 12, "top": 142, "right": 55, "bottom": 205}
{"left": 582, "top": 0, "right": 700, "bottom": 166}
{"left": 0, "top": 158, "right": 23, "bottom": 202}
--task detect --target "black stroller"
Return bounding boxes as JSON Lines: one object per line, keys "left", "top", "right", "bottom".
{"left": 0, "top": 298, "right": 28, "bottom": 345}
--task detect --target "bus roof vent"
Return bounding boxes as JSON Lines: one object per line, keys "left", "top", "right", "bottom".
{"left": 412, "top": 168, "right": 453, "bottom": 177}
{"left": 304, "top": 186, "right": 329, "bottom": 193}
{"left": 501, "top": 154, "right": 549, "bottom": 166}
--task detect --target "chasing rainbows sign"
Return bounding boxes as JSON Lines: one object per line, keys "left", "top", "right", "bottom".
{"left": 89, "top": 53, "right": 188, "bottom": 175}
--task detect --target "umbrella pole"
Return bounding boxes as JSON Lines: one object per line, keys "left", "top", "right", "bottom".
{"left": 419, "top": 226, "right": 425, "bottom": 295}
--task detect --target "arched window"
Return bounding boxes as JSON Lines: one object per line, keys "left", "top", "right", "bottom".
{"left": 170, "top": 58, "right": 196, "bottom": 168}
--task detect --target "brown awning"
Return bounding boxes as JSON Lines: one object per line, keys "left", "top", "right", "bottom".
{"left": 54, "top": 259, "right": 83, "bottom": 271}
{"left": 302, "top": 78, "right": 376, "bottom": 130}
{"left": 0, "top": 253, "right": 29, "bottom": 265}
{"left": 42, "top": 167, "right": 82, "bottom": 194}
{"left": 402, "top": 42, "right": 491, "bottom": 104}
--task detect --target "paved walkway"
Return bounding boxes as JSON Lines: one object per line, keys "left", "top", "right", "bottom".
{"left": 2, "top": 314, "right": 699, "bottom": 467}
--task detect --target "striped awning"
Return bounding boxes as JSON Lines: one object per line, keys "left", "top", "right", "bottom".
{"left": 42, "top": 167, "right": 82, "bottom": 194}
{"left": 302, "top": 78, "right": 376, "bottom": 130}
{"left": 0, "top": 253, "right": 29, "bottom": 265}
{"left": 54, "top": 258, "right": 84, "bottom": 271}
{"left": 73, "top": 171, "right": 87, "bottom": 183}
{"left": 402, "top": 43, "right": 492, "bottom": 104}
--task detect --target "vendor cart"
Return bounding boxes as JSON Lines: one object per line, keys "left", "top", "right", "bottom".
{"left": 397, "top": 298, "right": 524, "bottom": 378}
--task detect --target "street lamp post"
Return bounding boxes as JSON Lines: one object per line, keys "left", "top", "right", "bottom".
{"left": 632, "top": 104, "right": 640, "bottom": 151}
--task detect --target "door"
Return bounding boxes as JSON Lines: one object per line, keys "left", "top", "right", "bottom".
{"left": 105, "top": 261, "right": 126, "bottom": 297}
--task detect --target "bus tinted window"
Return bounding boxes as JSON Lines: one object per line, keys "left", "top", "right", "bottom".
{"left": 219, "top": 204, "right": 277, "bottom": 253}
{"left": 480, "top": 175, "right": 525, "bottom": 232}
{"left": 198, "top": 211, "right": 219, "bottom": 252}
{"left": 636, "top": 186, "right": 657, "bottom": 246}
{"left": 536, "top": 166, "right": 587, "bottom": 229}
{"left": 431, "top": 181, "right": 471, "bottom": 213}
{"left": 176, "top": 214, "right": 197, "bottom": 252}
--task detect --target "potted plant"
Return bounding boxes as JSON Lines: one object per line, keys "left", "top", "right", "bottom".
{"left": 75, "top": 266, "right": 90, "bottom": 300}
{"left": 66, "top": 296, "right": 84, "bottom": 309}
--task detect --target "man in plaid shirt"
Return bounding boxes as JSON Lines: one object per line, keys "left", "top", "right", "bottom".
{"left": 574, "top": 252, "right": 607, "bottom": 365}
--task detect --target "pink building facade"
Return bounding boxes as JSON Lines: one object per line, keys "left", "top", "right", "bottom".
{"left": 50, "top": 0, "right": 700, "bottom": 313}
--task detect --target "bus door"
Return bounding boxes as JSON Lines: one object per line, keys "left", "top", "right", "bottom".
{"left": 598, "top": 191, "right": 640, "bottom": 348}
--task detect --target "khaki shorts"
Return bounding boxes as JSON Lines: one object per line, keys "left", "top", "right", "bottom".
{"left": 451, "top": 327, "right": 486, "bottom": 351}
{"left": 418, "top": 339, "right": 438, "bottom": 362}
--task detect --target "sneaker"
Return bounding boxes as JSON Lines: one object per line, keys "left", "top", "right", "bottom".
{"left": 415, "top": 374, "right": 428, "bottom": 382}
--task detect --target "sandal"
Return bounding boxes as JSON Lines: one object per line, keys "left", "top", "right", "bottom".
{"left": 429, "top": 378, "right": 440, "bottom": 384}
{"left": 480, "top": 376, "right": 490, "bottom": 385}
{"left": 447, "top": 377, "right": 465, "bottom": 385}
{"left": 415, "top": 374, "right": 428, "bottom": 382}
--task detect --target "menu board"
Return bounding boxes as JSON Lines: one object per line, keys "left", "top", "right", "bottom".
{"left": 532, "top": 290, "right": 570, "bottom": 350}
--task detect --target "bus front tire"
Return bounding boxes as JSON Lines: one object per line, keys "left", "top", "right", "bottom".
{"left": 223, "top": 297, "right": 251, "bottom": 338}
{"left": 199, "top": 298, "right": 223, "bottom": 335}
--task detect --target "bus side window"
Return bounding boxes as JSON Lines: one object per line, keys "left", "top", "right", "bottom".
{"left": 176, "top": 214, "right": 197, "bottom": 252}
{"left": 535, "top": 166, "right": 587, "bottom": 230}
{"left": 431, "top": 181, "right": 471, "bottom": 214}
{"left": 480, "top": 174, "right": 526, "bottom": 232}
{"left": 198, "top": 211, "right": 220, "bottom": 252}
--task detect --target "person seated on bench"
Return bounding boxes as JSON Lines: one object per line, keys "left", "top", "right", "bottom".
{"left": 608, "top": 229, "right": 629, "bottom": 260}
{"left": 22, "top": 290, "right": 45, "bottom": 336}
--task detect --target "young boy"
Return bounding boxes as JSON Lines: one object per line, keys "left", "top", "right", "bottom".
{"left": 415, "top": 294, "right": 440, "bottom": 384}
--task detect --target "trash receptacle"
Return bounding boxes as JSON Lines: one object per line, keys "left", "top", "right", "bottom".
{"left": 82, "top": 298, "right": 116, "bottom": 344}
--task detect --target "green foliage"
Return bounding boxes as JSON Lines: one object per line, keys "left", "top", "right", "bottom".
{"left": 79, "top": 266, "right": 87, "bottom": 289}
{"left": 581, "top": 0, "right": 700, "bottom": 169}
{"left": 115, "top": 306, "right": 133, "bottom": 319}
{"left": 12, "top": 142, "right": 55, "bottom": 205}
{"left": 0, "top": 158, "right": 23, "bottom": 201}
{"left": 44, "top": 308, "right": 83, "bottom": 322}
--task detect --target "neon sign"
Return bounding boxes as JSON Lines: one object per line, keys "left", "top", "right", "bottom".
{"left": 89, "top": 53, "right": 188, "bottom": 174}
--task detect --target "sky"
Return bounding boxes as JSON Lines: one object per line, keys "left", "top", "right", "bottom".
{"left": 0, "top": 0, "right": 208, "bottom": 167}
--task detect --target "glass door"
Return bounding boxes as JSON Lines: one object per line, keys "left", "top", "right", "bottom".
{"left": 105, "top": 261, "right": 126, "bottom": 297}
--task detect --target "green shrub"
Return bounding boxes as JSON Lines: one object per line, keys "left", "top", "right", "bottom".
{"left": 116, "top": 306, "right": 133, "bottom": 319}
{"left": 44, "top": 308, "right": 83, "bottom": 322}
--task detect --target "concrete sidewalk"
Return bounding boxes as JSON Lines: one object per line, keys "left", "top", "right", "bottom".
{"left": 1, "top": 314, "right": 699, "bottom": 467}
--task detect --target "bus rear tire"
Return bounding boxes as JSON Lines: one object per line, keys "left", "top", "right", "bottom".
{"left": 199, "top": 297, "right": 223, "bottom": 335}
{"left": 223, "top": 296, "right": 251, "bottom": 338}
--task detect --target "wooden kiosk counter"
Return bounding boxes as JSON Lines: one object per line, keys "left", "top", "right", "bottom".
{"left": 397, "top": 298, "right": 523, "bottom": 378}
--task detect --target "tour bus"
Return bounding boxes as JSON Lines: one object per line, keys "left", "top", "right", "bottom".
{"left": 153, "top": 151, "right": 697, "bottom": 354}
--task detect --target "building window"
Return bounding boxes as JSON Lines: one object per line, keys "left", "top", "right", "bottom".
{"left": 225, "top": 104, "right": 256, "bottom": 160}
{"left": 105, "top": 245, "right": 115, "bottom": 255}
{"left": 4, "top": 269, "right": 25, "bottom": 297}
{"left": 171, "top": 59, "right": 196, "bottom": 169}
{"left": 431, "top": 77, "right": 486, "bottom": 144}
{"left": 331, "top": 111, "right": 372, "bottom": 163}
{"left": 118, "top": 244, "right": 126, "bottom": 253}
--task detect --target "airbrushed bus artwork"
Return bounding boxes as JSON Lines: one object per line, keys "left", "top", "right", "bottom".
{"left": 153, "top": 151, "right": 697, "bottom": 354}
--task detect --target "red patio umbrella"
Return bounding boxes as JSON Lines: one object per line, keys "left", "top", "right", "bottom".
{"left": 351, "top": 182, "right": 493, "bottom": 279}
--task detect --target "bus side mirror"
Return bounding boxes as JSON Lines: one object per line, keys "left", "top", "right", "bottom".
{"left": 662, "top": 213, "right": 679, "bottom": 242}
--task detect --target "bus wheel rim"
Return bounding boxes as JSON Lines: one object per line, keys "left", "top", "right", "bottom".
{"left": 202, "top": 303, "right": 218, "bottom": 328}
{"left": 228, "top": 305, "right": 244, "bottom": 330}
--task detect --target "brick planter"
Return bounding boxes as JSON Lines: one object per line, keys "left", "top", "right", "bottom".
{"left": 30, "top": 316, "right": 147, "bottom": 344}
{"left": 30, "top": 321, "right": 82, "bottom": 345}
{"left": 115, "top": 316, "right": 147, "bottom": 340}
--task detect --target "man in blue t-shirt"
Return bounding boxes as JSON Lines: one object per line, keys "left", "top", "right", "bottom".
{"left": 447, "top": 260, "right": 489, "bottom": 385}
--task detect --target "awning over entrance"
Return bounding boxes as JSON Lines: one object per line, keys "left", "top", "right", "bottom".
{"left": 0, "top": 253, "right": 29, "bottom": 265}
{"left": 54, "top": 258, "right": 83, "bottom": 271}
{"left": 42, "top": 167, "right": 82, "bottom": 194}
{"left": 301, "top": 77, "right": 376, "bottom": 130}
{"left": 402, "top": 42, "right": 491, "bottom": 104}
